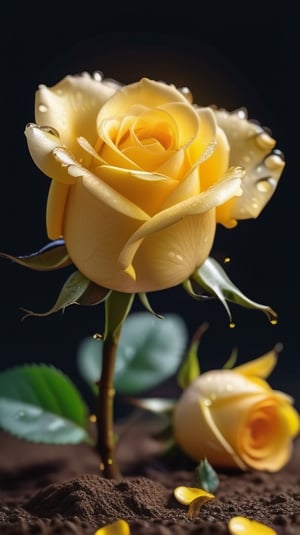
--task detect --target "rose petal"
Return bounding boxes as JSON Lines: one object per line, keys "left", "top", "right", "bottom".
{"left": 174, "top": 486, "right": 215, "bottom": 505}
{"left": 96, "top": 78, "right": 189, "bottom": 127}
{"left": 67, "top": 165, "right": 150, "bottom": 221}
{"left": 94, "top": 165, "right": 178, "bottom": 216}
{"left": 35, "top": 73, "right": 118, "bottom": 151}
{"left": 46, "top": 181, "right": 70, "bottom": 239}
{"left": 118, "top": 168, "right": 243, "bottom": 278}
{"left": 25, "top": 124, "right": 77, "bottom": 184}
{"left": 213, "top": 107, "right": 285, "bottom": 225}
{"left": 234, "top": 350, "right": 278, "bottom": 379}
{"left": 228, "top": 516, "right": 277, "bottom": 534}
{"left": 94, "top": 519, "right": 130, "bottom": 535}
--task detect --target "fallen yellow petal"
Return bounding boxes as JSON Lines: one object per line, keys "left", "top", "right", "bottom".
{"left": 228, "top": 516, "right": 277, "bottom": 534}
{"left": 174, "top": 486, "right": 215, "bottom": 518}
{"left": 94, "top": 519, "right": 130, "bottom": 535}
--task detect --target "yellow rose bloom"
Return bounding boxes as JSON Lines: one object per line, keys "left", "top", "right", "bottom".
{"left": 173, "top": 352, "right": 300, "bottom": 471}
{"left": 25, "top": 73, "right": 284, "bottom": 293}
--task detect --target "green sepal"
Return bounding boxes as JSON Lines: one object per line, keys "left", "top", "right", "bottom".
{"left": 104, "top": 291, "right": 135, "bottom": 340}
{"left": 186, "top": 256, "right": 278, "bottom": 324}
{"left": 0, "top": 240, "right": 72, "bottom": 271}
{"left": 21, "top": 270, "right": 110, "bottom": 318}
{"left": 138, "top": 292, "right": 164, "bottom": 319}
{"left": 222, "top": 347, "right": 238, "bottom": 369}
{"left": 177, "top": 322, "right": 209, "bottom": 389}
{"left": 0, "top": 364, "right": 93, "bottom": 445}
{"left": 194, "top": 458, "right": 220, "bottom": 493}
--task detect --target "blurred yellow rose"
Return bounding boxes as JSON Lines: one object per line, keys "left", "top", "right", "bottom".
{"left": 173, "top": 351, "right": 300, "bottom": 471}
{"left": 25, "top": 73, "right": 284, "bottom": 293}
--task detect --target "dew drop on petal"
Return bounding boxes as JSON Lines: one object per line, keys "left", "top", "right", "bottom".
{"left": 256, "top": 178, "right": 273, "bottom": 193}
{"left": 179, "top": 86, "right": 193, "bottom": 103}
{"left": 38, "top": 104, "right": 48, "bottom": 113}
{"left": 93, "top": 70, "right": 104, "bottom": 82}
{"left": 229, "top": 322, "right": 236, "bottom": 329}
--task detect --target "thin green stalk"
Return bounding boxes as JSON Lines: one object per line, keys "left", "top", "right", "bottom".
{"left": 95, "top": 291, "right": 135, "bottom": 479}
{"left": 96, "top": 333, "right": 122, "bottom": 479}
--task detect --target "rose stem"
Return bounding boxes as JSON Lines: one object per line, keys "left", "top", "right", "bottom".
{"left": 95, "top": 291, "right": 134, "bottom": 479}
{"left": 96, "top": 333, "right": 121, "bottom": 479}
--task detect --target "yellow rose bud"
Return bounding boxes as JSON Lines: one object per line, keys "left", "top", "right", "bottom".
{"left": 25, "top": 73, "right": 284, "bottom": 293}
{"left": 173, "top": 352, "right": 300, "bottom": 472}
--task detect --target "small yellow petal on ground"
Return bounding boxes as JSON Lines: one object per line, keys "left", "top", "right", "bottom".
{"left": 94, "top": 519, "right": 131, "bottom": 535}
{"left": 228, "top": 516, "right": 277, "bottom": 534}
{"left": 174, "top": 486, "right": 215, "bottom": 518}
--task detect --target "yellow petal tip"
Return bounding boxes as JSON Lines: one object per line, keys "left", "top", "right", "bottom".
{"left": 123, "top": 264, "right": 136, "bottom": 281}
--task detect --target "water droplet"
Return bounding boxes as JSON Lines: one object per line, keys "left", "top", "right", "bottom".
{"left": 107, "top": 458, "right": 113, "bottom": 465}
{"left": 265, "top": 154, "right": 285, "bottom": 171}
{"left": 93, "top": 70, "right": 104, "bottom": 82}
{"left": 93, "top": 333, "right": 103, "bottom": 340}
{"left": 234, "top": 107, "right": 247, "bottom": 120}
{"left": 89, "top": 414, "right": 97, "bottom": 423}
{"left": 229, "top": 322, "right": 236, "bottom": 329}
{"left": 273, "top": 148, "right": 285, "bottom": 161}
{"left": 255, "top": 131, "right": 275, "bottom": 150}
{"left": 168, "top": 251, "right": 183, "bottom": 263}
{"left": 224, "top": 257, "right": 231, "bottom": 264}
{"left": 38, "top": 104, "right": 48, "bottom": 113}
{"left": 270, "top": 318, "right": 278, "bottom": 325}
{"left": 256, "top": 178, "right": 273, "bottom": 193}
{"left": 99, "top": 463, "right": 105, "bottom": 471}
{"left": 25, "top": 122, "right": 37, "bottom": 130}
{"left": 179, "top": 86, "right": 193, "bottom": 103}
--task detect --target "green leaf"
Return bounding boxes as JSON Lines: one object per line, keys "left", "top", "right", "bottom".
{"left": 0, "top": 365, "right": 92, "bottom": 444}
{"left": 186, "top": 256, "right": 278, "bottom": 324}
{"left": 177, "top": 322, "right": 209, "bottom": 389}
{"left": 21, "top": 270, "right": 92, "bottom": 318}
{"left": 78, "top": 312, "right": 188, "bottom": 395}
{"left": 0, "top": 240, "right": 72, "bottom": 271}
{"left": 194, "top": 458, "right": 220, "bottom": 493}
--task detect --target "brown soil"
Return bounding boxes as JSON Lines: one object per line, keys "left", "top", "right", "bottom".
{"left": 0, "top": 418, "right": 300, "bottom": 535}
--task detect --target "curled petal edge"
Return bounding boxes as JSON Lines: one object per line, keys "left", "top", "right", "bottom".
{"left": 119, "top": 167, "right": 244, "bottom": 279}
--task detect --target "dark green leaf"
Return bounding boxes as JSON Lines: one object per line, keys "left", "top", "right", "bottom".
{"left": 0, "top": 240, "right": 72, "bottom": 271}
{"left": 21, "top": 270, "right": 91, "bottom": 318}
{"left": 0, "top": 365, "right": 92, "bottom": 444}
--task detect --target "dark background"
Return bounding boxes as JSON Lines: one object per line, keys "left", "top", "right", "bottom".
{"left": 1, "top": 20, "right": 298, "bottom": 413}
